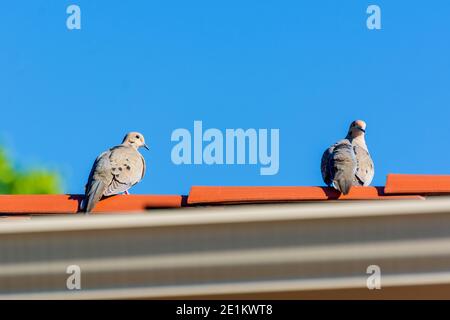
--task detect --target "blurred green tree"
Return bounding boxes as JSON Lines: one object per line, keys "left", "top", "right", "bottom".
{"left": 0, "top": 148, "right": 62, "bottom": 194}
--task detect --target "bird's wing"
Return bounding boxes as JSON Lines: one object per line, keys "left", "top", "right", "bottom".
{"left": 140, "top": 153, "right": 146, "bottom": 181}
{"left": 103, "top": 146, "right": 145, "bottom": 196}
{"left": 353, "top": 145, "right": 375, "bottom": 186}
{"left": 328, "top": 139, "right": 357, "bottom": 194}
{"left": 332, "top": 140, "right": 357, "bottom": 175}
{"left": 83, "top": 150, "right": 112, "bottom": 212}
{"left": 321, "top": 145, "right": 334, "bottom": 186}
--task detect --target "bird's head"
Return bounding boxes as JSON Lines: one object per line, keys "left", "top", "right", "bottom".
{"left": 122, "top": 132, "right": 149, "bottom": 150}
{"left": 347, "top": 120, "right": 367, "bottom": 138}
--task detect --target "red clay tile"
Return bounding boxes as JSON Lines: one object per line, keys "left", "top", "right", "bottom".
{"left": 0, "top": 194, "right": 183, "bottom": 214}
{"left": 187, "top": 186, "right": 424, "bottom": 205}
{"left": 385, "top": 174, "right": 450, "bottom": 194}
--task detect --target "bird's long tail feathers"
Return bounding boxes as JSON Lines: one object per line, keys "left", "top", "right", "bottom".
{"left": 333, "top": 169, "right": 353, "bottom": 195}
{"left": 82, "top": 180, "right": 105, "bottom": 213}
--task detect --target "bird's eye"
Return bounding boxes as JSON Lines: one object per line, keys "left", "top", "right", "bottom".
{"left": 135, "top": 135, "right": 140, "bottom": 139}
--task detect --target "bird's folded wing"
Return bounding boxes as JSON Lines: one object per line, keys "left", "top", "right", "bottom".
{"left": 354, "top": 145, "right": 375, "bottom": 186}
{"left": 82, "top": 151, "right": 112, "bottom": 212}
{"left": 321, "top": 146, "right": 334, "bottom": 185}
{"left": 332, "top": 141, "right": 357, "bottom": 173}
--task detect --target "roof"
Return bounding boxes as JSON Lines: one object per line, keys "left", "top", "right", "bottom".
{"left": 2, "top": 174, "right": 450, "bottom": 299}
{"left": 0, "top": 174, "right": 449, "bottom": 215}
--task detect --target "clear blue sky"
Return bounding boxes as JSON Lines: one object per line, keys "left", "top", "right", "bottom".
{"left": 1, "top": 1, "right": 450, "bottom": 195}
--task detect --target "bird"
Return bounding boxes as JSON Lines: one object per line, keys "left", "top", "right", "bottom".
{"left": 321, "top": 120, "right": 374, "bottom": 195}
{"left": 81, "top": 132, "right": 149, "bottom": 213}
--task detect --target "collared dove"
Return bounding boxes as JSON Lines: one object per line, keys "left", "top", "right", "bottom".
{"left": 321, "top": 120, "right": 374, "bottom": 195}
{"left": 81, "top": 132, "right": 149, "bottom": 213}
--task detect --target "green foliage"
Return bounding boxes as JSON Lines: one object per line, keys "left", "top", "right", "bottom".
{"left": 0, "top": 148, "right": 62, "bottom": 194}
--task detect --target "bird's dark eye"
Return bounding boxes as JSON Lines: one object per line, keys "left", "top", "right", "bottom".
{"left": 136, "top": 135, "right": 140, "bottom": 139}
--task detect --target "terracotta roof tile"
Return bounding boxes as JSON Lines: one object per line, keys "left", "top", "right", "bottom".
{"left": 187, "top": 186, "right": 424, "bottom": 205}
{"left": 385, "top": 174, "right": 450, "bottom": 194}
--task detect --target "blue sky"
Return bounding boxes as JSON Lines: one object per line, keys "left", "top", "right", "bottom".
{"left": 1, "top": 1, "right": 450, "bottom": 195}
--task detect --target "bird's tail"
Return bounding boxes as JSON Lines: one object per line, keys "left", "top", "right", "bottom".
{"left": 333, "top": 169, "right": 353, "bottom": 195}
{"left": 81, "top": 180, "right": 105, "bottom": 213}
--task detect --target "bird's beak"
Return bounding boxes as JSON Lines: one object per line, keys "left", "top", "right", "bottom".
{"left": 357, "top": 126, "right": 366, "bottom": 133}
{"left": 143, "top": 144, "right": 150, "bottom": 150}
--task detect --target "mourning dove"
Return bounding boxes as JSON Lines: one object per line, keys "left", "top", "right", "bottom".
{"left": 321, "top": 120, "right": 374, "bottom": 195}
{"left": 81, "top": 132, "right": 149, "bottom": 213}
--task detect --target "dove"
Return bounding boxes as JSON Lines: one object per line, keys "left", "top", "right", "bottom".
{"left": 81, "top": 132, "right": 149, "bottom": 213}
{"left": 321, "top": 120, "right": 374, "bottom": 195}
